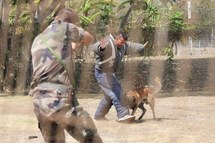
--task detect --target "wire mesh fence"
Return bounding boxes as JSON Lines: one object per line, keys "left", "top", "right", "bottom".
{"left": 174, "top": 29, "right": 215, "bottom": 56}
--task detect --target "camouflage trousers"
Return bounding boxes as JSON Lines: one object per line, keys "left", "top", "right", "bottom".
{"left": 31, "top": 82, "right": 103, "bottom": 143}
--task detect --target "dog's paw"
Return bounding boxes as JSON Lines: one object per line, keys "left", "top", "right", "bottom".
{"left": 138, "top": 116, "right": 143, "bottom": 120}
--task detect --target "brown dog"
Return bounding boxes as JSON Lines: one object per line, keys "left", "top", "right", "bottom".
{"left": 126, "top": 77, "right": 161, "bottom": 120}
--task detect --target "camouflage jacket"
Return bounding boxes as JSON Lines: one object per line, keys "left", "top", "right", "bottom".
{"left": 30, "top": 20, "right": 84, "bottom": 89}
{"left": 92, "top": 34, "right": 145, "bottom": 72}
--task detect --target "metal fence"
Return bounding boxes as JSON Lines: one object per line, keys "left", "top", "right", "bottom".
{"left": 174, "top": 36, "right": 215, "bottom": 56}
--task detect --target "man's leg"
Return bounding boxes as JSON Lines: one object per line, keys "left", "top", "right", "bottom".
{"left": 94, "top": 69, "right": 112, "bottom": 119}
{"left": 62, "top": 106, "right": 103, "bottom": 143}
{"left": 96, "top": 72, "right": 130, "bottom": 119}
{"left": 111, "top": 74, "right": 135, "bottom": 122}
{"left": 32, "top": 83, "right": 102, "bottom": 143}
{"left": 38, "top": 120, "right": 65, "bottom": 143}
{"left": 94, "top": 94, "right": 112, "bottom": 120}
{"left": 33, "top": 89, "right": 66, "bottom": 143}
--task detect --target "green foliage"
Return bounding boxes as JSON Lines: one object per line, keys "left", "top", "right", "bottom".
{"left": 19, "top": 11, "right": 31, "bottom": 25}
{"left": 117, "top": 0, "right": 132, "bottom": 11}
{"left": 79, "top": 1, "right": 102, "bottom": 27}
{"left": 34, "top": 0, "right": 40, "bottom": 4}
{"left": 197, "top": 0, "right": 214, "bottom": 25}
{"left": 169, "top": 11, "right": 184, "bottom": 33}
{"left": 11, "top": 0, "right": 17, "bottom": 6}
{"left": 74, "top": 59, "right": 84, "bottom": 89}
{"left": 8, "top": 3, "right": 32, "bottom": 35}
{"left": 99, "top": 1, "right": 113, "bottom": 25}
{"left": 67, "top": 0, "right": 102, "bottom": 28}
{"left": 144, "top": 0, "right": 159, "bottom": 27}
{"left": 118, "top": 0, "right": 160, "bottom": 29}
{"left": 162, "top": 60, "right": 177, "bottom": 92}
{"left": 8, "top": 8, "right": 16, "bottom": 26}
{"left": 79, "top": 0, "right": 101, "bottom": 28}
{"left": 164, "top": 45, "right": 174, "bottom": 63}
{"left": 4, "top": 0, "right": 215, "bottom": 48}
{"left": 193, "top": 0, "right": 215, "bottom": 39}
{"left": 96, "top": 1, "right": 114, "bottom": 36}
{"left": 169, "top": 11, "right": 185, "bottom": 43}
{"left": 11, "top": 0, "right": 29, "bottom": 5}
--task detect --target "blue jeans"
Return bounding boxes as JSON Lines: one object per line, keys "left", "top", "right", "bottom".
{"left": 94, "top": 68, "right": 129, "bottom": 119}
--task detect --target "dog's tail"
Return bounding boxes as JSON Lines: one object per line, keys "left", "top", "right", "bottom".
{"left": 151, "top": 77, "right": 162, "bottom": 94}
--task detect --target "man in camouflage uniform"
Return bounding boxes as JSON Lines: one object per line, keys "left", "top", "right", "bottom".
{"left": 29, "top": 8, "right": 103, "bottom": 143}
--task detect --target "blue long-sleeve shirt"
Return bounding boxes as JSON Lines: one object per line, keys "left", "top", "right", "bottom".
{"left": 92, "top": 34, "right": 145, "bottom": 73}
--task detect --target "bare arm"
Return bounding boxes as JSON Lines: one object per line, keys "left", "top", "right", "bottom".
{"left": 71, "top": 31, "right": 94, "bottom": 49}
{"left": 80, "top": 31, "right": 94, "bottom": 45}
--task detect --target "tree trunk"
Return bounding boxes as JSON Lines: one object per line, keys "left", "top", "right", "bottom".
{"left": 15, "top": 0, "right": 66, "bottom": 95}
{"left": 14, "top": 29, "right": 33, "bottom": 95}
{"left": 38, "top": 0, "right": 65, "bottom": 23}
{"left": 0, "top": 0, "right": 10, "bottom": 92}
{"left": 4, "top": 3, "right": 22, "bottom": 94}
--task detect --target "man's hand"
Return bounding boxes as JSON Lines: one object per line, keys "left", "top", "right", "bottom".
{"left": 71, "top": 42, "right": 82, "bottom": 49}
{"left": 99, "top": 38, "right": 109, "bottom": 50}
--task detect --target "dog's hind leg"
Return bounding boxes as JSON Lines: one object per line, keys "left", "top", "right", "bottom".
{"left": 149, "top": 103, "right": 156, "bottom": 119}
{"left": 137, "top": 102, "right": 146, "bottom": 120}
{"left": 148, "top": 93, "right": 156, "bottom": 119}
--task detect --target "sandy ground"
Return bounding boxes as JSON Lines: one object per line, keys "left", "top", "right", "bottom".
{"left": 0, "top": 94, "right": 215, "bottom": 143}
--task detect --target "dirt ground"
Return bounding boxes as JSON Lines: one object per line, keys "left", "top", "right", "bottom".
{"left": 0, "top": 94, "right": 215, "bottom": 143}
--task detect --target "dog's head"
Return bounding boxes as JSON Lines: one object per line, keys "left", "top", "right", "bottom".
{"left": 126, "top": 90, "right": 139, "bottom": 108}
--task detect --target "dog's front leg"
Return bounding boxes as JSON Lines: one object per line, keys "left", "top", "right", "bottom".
{"left": 138, "top": 102, "right": 146, "bottom": 120}
{"left": 131, "top": 107, "right": 137, "bottom": 115}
